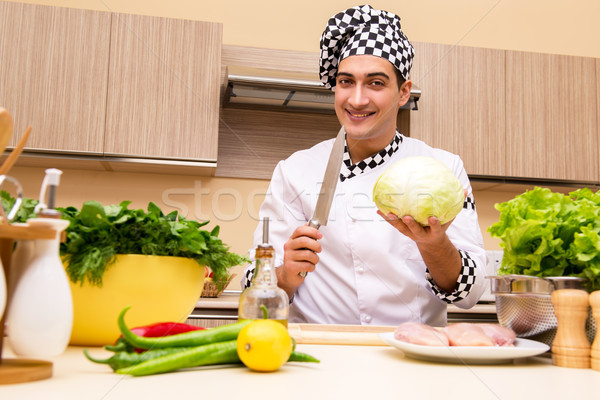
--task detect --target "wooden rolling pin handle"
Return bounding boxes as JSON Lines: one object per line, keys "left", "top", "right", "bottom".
{"left": 551, "top": 289, "right": 590, "bottom": 369}
{"left": 590, "top": 291, "right": 600, "bottom": 371}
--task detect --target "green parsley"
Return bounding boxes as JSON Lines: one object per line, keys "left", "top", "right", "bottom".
{"left": 1, "top": 191, "right": 247, "bottom": 290}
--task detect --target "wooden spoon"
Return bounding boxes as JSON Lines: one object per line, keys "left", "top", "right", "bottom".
{"left": 0, "top": 126, "right": 31, "bottom": 176}
{"left": 0, "top": 107, "right": 13, "bottom": 155}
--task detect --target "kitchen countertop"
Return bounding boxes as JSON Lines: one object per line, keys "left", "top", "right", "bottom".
{"left": 1, "top": 337, "right": 599, "bottom": 399}
{"left": 196, "top": 291, "right": 499, "bottom": 312}
{"left": 194, "top": 291, "right": 499, "bottom": 321}
{"left": 196, "top": 290, "right": 242, "bottom": 309}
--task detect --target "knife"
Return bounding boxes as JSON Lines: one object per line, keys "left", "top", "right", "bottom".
{"left": 309, "top": 125, "right": 345, "bottom": 229}
{"left": 299, "top": 126, "right": 345, "bottom": 277}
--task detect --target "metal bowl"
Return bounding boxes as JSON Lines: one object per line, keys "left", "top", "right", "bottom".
{"left": 488, "top": 275, "right": 596, "bottom": 345}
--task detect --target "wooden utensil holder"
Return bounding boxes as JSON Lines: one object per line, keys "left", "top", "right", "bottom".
{"left": 551, "top": 289, "right": 591, "bottom": 369}
{"left": 0, "top": 223, "right": 57, "bottom": 385}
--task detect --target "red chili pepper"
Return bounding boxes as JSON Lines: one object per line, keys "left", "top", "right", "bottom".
{"left": 105, "top": 322, "right": 205, "bottom": 353}
{"left": 132, "top": 322, "right": 205, "bottom": 337}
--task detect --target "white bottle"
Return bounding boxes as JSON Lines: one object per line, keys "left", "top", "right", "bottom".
{"left": 7, "top": 217, "right": 72, "bottom": 357}
{"left": 8, "top": 236, "right": 35, "bottom": 304}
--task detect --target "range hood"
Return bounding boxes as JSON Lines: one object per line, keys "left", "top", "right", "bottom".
{"left": 223, "top": 66, "right": 421, "bottom": 113}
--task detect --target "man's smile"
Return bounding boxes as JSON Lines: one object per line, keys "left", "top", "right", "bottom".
{"left": 347, "top": 110, "right": 375, "bottom": 118}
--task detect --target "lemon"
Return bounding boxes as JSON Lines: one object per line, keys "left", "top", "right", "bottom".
{"left": 236, "top": 319, "right": 293, "bottom": 372}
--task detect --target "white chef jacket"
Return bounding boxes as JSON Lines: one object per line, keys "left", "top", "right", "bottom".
{"left": 245, "top": 133, "right": 487, "bottom": 327}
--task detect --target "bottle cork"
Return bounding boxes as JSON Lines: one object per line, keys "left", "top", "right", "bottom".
{"left": 590, "top": 291, "right": 600, "bottom": 371}
{"left": 551, "top": 289, "right": 590, "bottom": 368}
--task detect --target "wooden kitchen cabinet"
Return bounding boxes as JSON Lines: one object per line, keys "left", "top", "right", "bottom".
{"left": 598, "top": 59, "right": 600, "bottom": 182}
{"left": 1, "top": 2, "right": 222, "bottom": 171}
{"left": 104, "top": 13, "right": 221, "bottom": 162}
{"left": 409, "top": 43, "right": 599, "bottom": 184}
{"left": 505, "top": 51, "right": 598, "bottom": 182}
{"left": 409, "top": 42, "right": 507, "bottom": 177}
{"left": 0, "top": 2, "right": 110, "bottom": 154}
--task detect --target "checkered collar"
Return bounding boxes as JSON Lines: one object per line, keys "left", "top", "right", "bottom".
{"left": 340, "top": 131, "right": 403, "bottom": 182}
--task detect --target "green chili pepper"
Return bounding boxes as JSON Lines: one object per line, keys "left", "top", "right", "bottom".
{"left": 114, "top": 342, "right": 320, "bottom": 376}
{"left": 104, "top": 341, "right": 129, "bottom": 353}
{"left": 83, "top": 347, "right": 194, "bottom": 371}
{"left": 106, "top": 321, "right": 205, "bottom": 353}
{"left": 118, "top": 307, "right": 250, "bottom": 350}
{"left": 111, "top": 307, "right": 319, "bottom": 376}
{"left": 115, "top": 340, "right": 241, "bottom": 376}
{"left": 288, "top": 351, "right": 320, "bottom": 363}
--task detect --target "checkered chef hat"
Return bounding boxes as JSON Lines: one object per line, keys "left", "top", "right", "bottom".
{"left": 319, "top": 5, "right": 414, "bottom": 89}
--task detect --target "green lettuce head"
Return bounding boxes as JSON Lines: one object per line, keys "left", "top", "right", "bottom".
{"left": 488, "top": 186, "right": 600, "bottom": 291}
{"left": 373, "top": 156, "right": 465, "bottom": 226}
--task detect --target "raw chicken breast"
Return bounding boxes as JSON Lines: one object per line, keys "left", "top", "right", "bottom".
{"left": 394, "top": 322, "right": 449, "bottom": 346}
{"left": 443, "top": 323, "right": 495, "bottom": 346}
{"left": 477, "top": 323, "right": 516, "bottom": 347}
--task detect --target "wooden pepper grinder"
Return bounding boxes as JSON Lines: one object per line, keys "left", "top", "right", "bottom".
{"left": 551, "top": 289, "right": 590, "bottom": 368}
{"left": 591, "top": 291, "right": 600, "bottom": 371}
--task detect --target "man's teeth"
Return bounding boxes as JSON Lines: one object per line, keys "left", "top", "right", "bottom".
{"left": 351, "top": 112, "right": 371, "bottom": 117}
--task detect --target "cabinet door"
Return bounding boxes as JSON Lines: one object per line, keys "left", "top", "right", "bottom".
{"left": 104, "top": 13, "right": 222, "bottom": 161}
{"left": 0, "top": 2, "right": 110, "bottom": 154}
{"left": 409, "top": 42, "right": 506, "bottom": 177}
{"left": 598, "top": 59, "right": 600, "bottom": 182}
{"left": 506, "top": 51, "right": 598, "bottom": 182}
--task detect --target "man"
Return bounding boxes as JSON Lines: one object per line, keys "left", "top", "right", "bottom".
{"left": 242, "top": 5, "right": 487, "bottom": 326}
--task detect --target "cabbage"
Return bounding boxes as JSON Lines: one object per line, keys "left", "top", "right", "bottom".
{"left": 372, "top": 156, "right": 464, "bottom": 226}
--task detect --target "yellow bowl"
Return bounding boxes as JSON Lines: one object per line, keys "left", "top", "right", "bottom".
{"left": 68, "top": 254, "right": 205, "bottom": 346}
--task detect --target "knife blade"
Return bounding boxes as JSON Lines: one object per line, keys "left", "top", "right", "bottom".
{"left": 298, "top": 126, "right": 345, "bottom": 278}
{"left": 308, "top": 125, "right": 345, "bottom": 229}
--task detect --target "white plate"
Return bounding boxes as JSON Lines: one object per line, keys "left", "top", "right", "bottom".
{"left": 379, "top": 332, "right": 550, "bottom": 364}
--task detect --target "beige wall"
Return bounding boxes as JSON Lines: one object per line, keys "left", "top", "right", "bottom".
{"left": 4, "top": 0, "right": 600, "bottom": 288}
{"left": 6, "top": 0, "right": 600, "bottom": 58}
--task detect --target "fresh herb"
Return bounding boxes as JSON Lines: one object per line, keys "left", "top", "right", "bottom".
{"left": 488, "top": 186, "right": 600, "bottom": 291}
{"left": 58, "top": 201, "right": 248, "bottom": 289}
{"left": 0, "top": 190, "right": 38, "bottom": 222}
{"left": 1, "top": 191, "right": 246, "bottom": 289}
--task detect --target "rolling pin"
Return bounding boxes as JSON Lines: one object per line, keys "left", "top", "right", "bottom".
{"left": 551, "top": 289, "right": 590, "bottom": 369}
{"left": 591, "top": 291, "right": 600, "bottom": 371}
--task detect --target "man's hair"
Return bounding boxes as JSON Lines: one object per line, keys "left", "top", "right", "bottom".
{"left": 394, "top": 68, "right": 406, "bottom": 90}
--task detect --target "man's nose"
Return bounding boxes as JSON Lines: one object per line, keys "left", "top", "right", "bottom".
{"left": 348, "top": 86, "right": 369, "bottom": 108}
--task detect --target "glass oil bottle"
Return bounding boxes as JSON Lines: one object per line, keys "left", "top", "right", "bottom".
{"left": 238, "top": 217, "right": 289, "bottom": 327}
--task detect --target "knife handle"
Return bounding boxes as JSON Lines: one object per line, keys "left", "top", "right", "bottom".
{"left": 298, "top": 219, "right": 321, "bottom": 277}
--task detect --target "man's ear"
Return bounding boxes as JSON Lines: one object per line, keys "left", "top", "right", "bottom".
{"left": 399, "top": 80, "right": 412, "bottom": 107}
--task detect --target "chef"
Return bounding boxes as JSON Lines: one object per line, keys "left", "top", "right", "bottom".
{"left": 242, "top": 5, "right": 487, "bottom": 326}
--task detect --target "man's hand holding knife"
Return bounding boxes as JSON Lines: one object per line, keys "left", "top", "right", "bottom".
{"left": 275, "top": 126, "right": 345, "bottom": 298}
